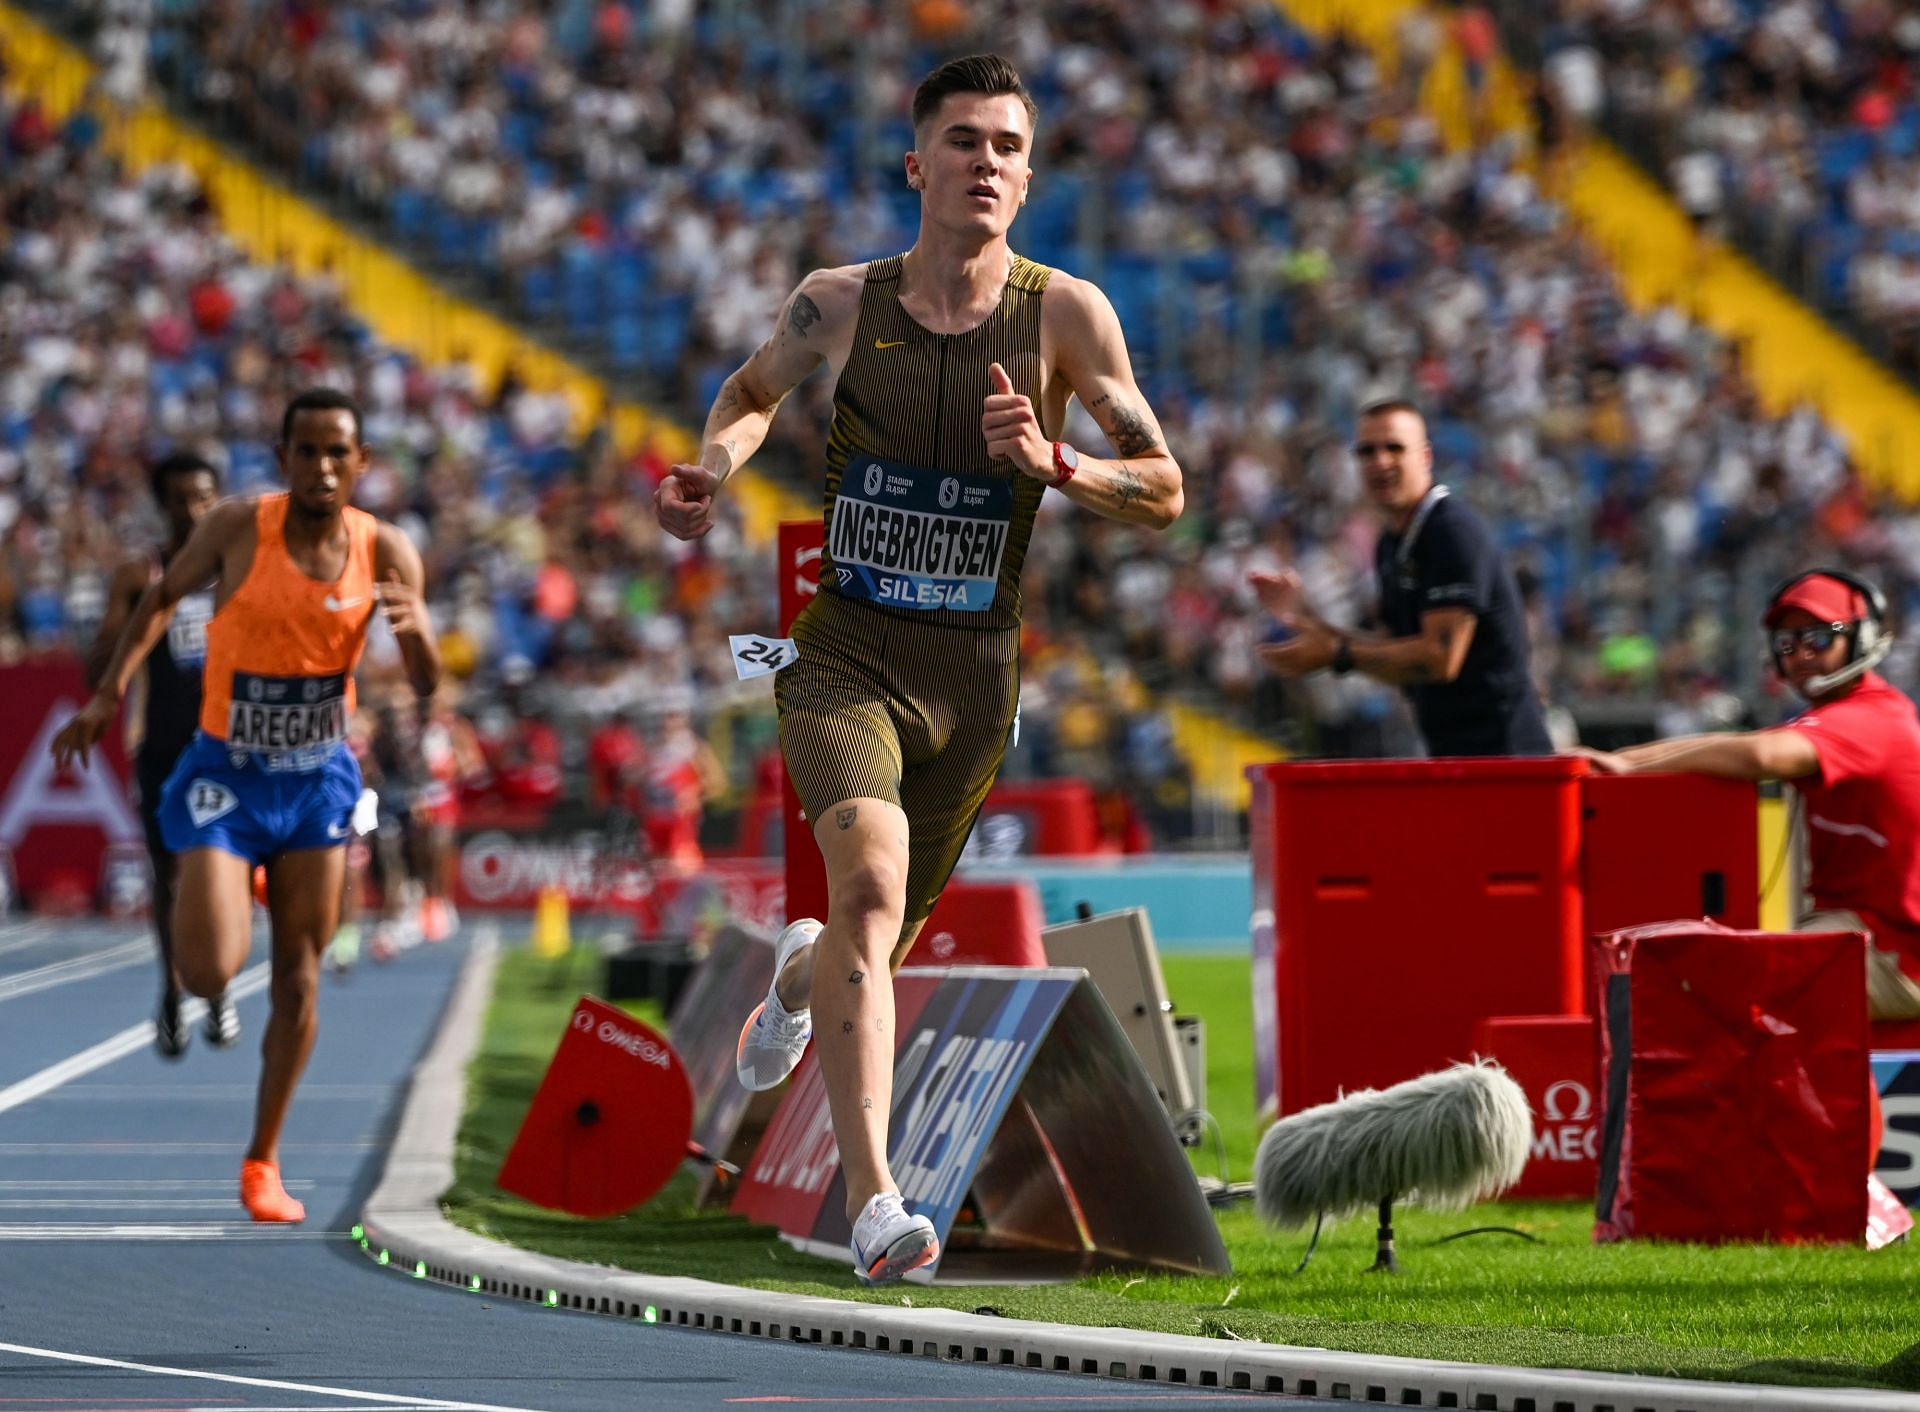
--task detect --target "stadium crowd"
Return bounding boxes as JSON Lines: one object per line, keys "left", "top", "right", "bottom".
{"left": 1500, "top": 0, "right": 1920, "bottom": 381}
{"left": 13, "top": 0, "right": 1920, "bottom": 809}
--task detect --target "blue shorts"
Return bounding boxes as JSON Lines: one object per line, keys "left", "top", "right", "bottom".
{"left": 157, "top": 733, "right": 363, "bottom": 866}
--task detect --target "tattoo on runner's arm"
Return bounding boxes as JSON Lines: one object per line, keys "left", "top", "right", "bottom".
{"left": 714, "top": 378, "right": 742, "bottom": 418}
{"left": 1110, "top": 462, "right": 1147, "bottom": 511}
{"left": 1106, "top": 404, "right": 1158, "bottom": 457}
{"left": 787, "top": 293, "right": 822, "bottom": 339}
{"left": 862, "top": 1098, "right": 873, "bottom": 1110}
{"left": 849, "top": 970, "right": 864, "bottom": 984}
{"left": 837, "top": 806, "right": 857, "bottom": 829}
{"left": 843, "top": 1021, "right": 855, "bottom": 1033}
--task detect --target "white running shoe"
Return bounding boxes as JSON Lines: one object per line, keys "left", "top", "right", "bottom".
{"left": 850, "top": 1192, "right": 939, "bottom": 1285}
{"left": 735, "top": 918, "right": 822, "bottom": 1091}
{"left": 203, "top": 991, "right": 241, "bottom": 1048}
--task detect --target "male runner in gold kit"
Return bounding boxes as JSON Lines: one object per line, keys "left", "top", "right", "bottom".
{"left": 655, "top": 54, "right": 1184, "bottom": 1282}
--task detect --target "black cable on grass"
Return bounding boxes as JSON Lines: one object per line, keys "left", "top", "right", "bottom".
{"left": 1432, "top": 1225, "right": 1540, "bottom": 1245}
{"left": 1291, "top": 1211, "right": 1327, "bottom": 1275}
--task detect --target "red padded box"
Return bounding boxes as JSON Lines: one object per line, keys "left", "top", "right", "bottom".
{"left": 1580, "top": 774, "right": 1760, "bottom": 939}
{"left": 1473, "top": 1014, "right": 1598, "bottom": 1199}
{"left": 1594, "top": 920, "right": 1870, "bottom": 1244}
{"left": 901, "top": 878, "right": 1046, "bottom": 967}
{"left": 1248, "top": 758, "right": 1585, "bottom": 1117}
{"left": 976, "top": 779, "right": 1107, "bottom": 856}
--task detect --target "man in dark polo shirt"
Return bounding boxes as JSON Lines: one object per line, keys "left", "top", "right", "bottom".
{"left": 1252, "top": 399, "right": 1553, "bottom": 757}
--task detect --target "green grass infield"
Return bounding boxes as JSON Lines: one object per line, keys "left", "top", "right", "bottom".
{"left": 439, "top": 945, "right": 1919, "bottom": 1393}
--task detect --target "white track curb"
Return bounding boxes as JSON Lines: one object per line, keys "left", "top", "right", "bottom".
{"left": 359, "top": 940, "right": 1919, "bottom": 1412}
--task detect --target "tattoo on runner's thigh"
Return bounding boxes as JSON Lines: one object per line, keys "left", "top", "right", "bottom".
{"left": 837, "top": 806, "right": 857, "bottom": 829}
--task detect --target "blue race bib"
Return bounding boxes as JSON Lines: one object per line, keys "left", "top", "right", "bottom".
{"left": 828, "top": 456, "right": 1012, "bottom": 613}
{"left": 225, "top": 670, "right": 348, "bottom": 771}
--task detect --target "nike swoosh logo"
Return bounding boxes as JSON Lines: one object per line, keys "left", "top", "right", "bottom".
{"left": 873, "top": 339, "right": 907, "bottom": 350}
{"left": 325, "top": 595, "right": 367, "bottom": 612}
{"left": 326, "top": 822, "right": 348, "bottom": 840}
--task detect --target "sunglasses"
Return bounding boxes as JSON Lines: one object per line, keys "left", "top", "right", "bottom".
{"left": 1771, "top": 624, "right": 1851, "bottom": 656}
{"left": 1352, "top": 441, "right": 1413, "bottom": 457}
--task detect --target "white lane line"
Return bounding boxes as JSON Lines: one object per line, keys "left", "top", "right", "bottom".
{"left": 0, "top": 1341, "right": 551, "bottom": 1412}
{"left": 0, "top": 961, "right": 271, "bottom": 1117}
{"left": 0, "top": 1178, "right": 317, "bottom": 1189}
{"left": 0, "top": 1198, "right": 286, "bottom": 1209}
{"left": 0, "top": 938, "right": 152, "bottom": 1002}
{"left": 0, "top": 1223, "right": 347, "bottom": 1240}
{"left": 46, "top": 1083, "right": 390, "bottom": 1099}
{"left": 0, "top": 921, "right": 57, "bottom": 957}
{"left": 0, "top": 1141, "right": 375, "bottom": 1153}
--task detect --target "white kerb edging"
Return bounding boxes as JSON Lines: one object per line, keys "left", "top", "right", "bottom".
{"left": 359, "top": 939, "right": 1918, "bottom": 1412}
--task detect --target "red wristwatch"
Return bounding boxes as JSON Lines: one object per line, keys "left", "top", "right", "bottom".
{"left": 1050, "top": 441, "right": 1080, "bottom": 488}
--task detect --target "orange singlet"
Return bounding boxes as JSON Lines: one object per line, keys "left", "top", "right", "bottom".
{"left": 200, "top": 493, "right": 379, "bottom": 771}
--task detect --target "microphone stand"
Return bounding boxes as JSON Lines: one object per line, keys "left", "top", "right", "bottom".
{"left": 1366, "top": 1194, "right": 1399, "bottom": 1274}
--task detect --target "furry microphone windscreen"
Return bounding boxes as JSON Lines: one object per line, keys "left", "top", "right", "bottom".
{"left": 1254, "top": 1060, "right": 1532, "bottom": 1230}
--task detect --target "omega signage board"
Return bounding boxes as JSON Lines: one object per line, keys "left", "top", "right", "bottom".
{"left": 732, "top": 965, "right": 1229, "bottom": 1282}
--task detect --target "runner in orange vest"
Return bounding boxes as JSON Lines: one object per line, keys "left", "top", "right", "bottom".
{"left": 54, "top": 389, "right": 441, "bottom": 1222}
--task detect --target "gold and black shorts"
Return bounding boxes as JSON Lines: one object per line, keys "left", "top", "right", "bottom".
{"left": 775, "top": 588, "right": 1018, "bottom": 931}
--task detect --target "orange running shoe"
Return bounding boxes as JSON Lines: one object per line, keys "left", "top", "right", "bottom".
{"left": 240, "top": 1159, "right": 306, "bottom": 1223}
{"left": 252, "top": 866, "right": 269, "bottom": 908}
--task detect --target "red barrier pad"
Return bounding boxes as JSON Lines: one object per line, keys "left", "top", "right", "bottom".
{"left": 1594, "top": 920, "right": 1870, "bottom": 1244}
{"left": 1474, "top": 1015, "right": 1598, "bottom": 1199}
{"left": 902, "top": 878, "right": 1046, "bottom": 968}
{"left": 1873, "top": 1019, "right": 1920, "bottom": 1051}
{"left": 1248, "top": 757, "right": 1585, "bottom": 1117}
{"left": 1580, "top": 773, "right": 1759, "bottom": 939}
{"left": 976, "top": 779, "right": 1107, "bottom": 856}
{"left": 498, "top": 996, "right": 694, "bottom": 1218}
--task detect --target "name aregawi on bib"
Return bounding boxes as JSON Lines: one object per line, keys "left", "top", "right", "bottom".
{"left": 225, "top": 670, "right": 349, "bottom": 772}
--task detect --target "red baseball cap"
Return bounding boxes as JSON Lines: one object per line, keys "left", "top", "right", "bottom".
{"left": 1765, "top": 573, "right": 1867, "bottom": 628}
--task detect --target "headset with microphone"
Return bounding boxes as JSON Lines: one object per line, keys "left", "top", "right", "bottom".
{"left": 1764, "top": 566, "right": 1891, "bottom": 698}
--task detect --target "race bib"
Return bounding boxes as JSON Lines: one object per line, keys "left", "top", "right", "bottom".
{"left": 828, "top": 456, "right": 1011, "bottom": 613}
{"left": 167, "top": 590, "right": 214, "bottom": 666}
{"left": 225, "top": 670, "right": 348, "bottom": 771}
{"left": 729, "top": 634, "right": 799, "bottom": 679}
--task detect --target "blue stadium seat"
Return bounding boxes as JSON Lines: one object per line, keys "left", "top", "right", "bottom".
{"left": 519, "top": 262, "right": 559, "bottom": 322}
{"left": 642, "top": 294, "right": 694, "bottom": 377}
{"left": 560, "top": 245, "right": 607, "bottom": 338}
{"left": 1431, "top": 420, "right": 1482, "bottom": 470}
{"left": 389, "top": 187, "right": 428, "bottom": 246}
{"left": 606, "top": 250, "right": 651, "bottom": 307}
{"left": 1817, "top": 130, "right": 1875, "bottom": 191}
{"left": 607, "top": 314, "right": 645, "bottom": 373}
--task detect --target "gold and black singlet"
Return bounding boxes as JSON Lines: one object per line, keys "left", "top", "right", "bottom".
{"left": 817, "top": 252, "right": 1051, "bottom": 632}
{"left": 776, "top": 252, "right": 1051, "bottom": 939}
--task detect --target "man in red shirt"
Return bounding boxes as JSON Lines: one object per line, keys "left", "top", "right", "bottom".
{"left": 1576, "top": 569, "right": 1920, "bottom": 1020}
